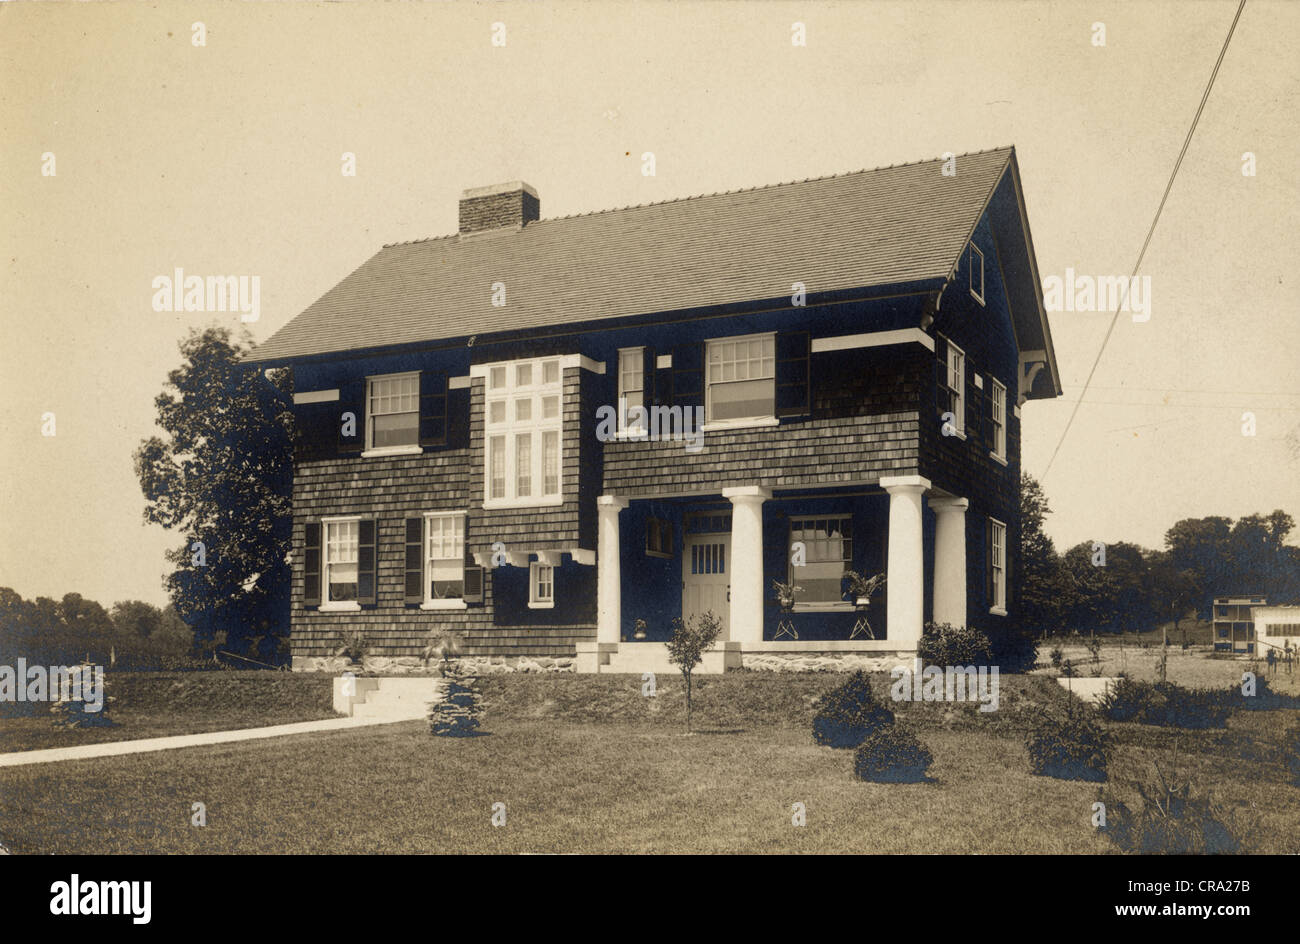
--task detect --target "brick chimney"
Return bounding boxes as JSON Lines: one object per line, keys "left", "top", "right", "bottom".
{"left": 458, "top": 181, "right": 540, "bottom": 235}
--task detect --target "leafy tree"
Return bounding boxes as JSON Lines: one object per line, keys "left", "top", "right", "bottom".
{"left": 1164, "top": 516, "right": 1233, "bottom": 617}
{"left": 666, "top": 611, "right": 723, "bottom": 732}
{"left": 133, "top": 326, "right": 293, "bottom": 661}
{"left": 1019, "top": 473, "right": 1069, "bottom": 634}
{"left": 110, "top": 600, "right": 163, "bottom": 638}
{"left": 57, "top": 593, "right": 113, "bottom": 636}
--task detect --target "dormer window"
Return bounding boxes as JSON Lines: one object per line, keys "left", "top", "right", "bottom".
{"left": 969, "top": 242, "right": 985, "bottom": 305}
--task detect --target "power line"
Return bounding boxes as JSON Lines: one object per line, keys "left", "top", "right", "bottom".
{"left": 1042, "top": 0, "right": 1248, "bottom": 479}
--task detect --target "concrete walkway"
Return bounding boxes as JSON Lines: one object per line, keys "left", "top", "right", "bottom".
{"left": 0, "top": 714, "right": 423, "bottom": 769}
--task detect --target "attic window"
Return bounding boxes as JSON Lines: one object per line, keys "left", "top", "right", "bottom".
{"left": 969, "top": 242, "right": 985, "bottom": 306}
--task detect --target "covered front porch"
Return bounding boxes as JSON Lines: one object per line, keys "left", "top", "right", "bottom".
{"left": 576, "top": 476, "right": 973, "bottom": 673}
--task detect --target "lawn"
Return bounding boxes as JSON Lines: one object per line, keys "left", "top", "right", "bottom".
{"left": 1, "top": 671, "right": 1296, "bottom": 854}
{"left": 0, "top": 671, "right": 337, "bottom": 754}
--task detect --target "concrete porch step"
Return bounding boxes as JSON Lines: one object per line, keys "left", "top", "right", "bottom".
{"left": 334, "top": 677, "right": 443, "bottom": 720}
{"left": 600, "top": 641, "right": 742, "bottom": 675}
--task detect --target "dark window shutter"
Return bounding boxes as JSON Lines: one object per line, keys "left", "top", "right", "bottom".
{"left": 339, "top": 379, "right": 366, "bottom": 454}
{"left": 642, "top": 348, "right": 657, "bottom": 406}
{"left": 665, "top": 520, "right": 674, "bottom": 556}
{"left": 447, "top": 383, "right": 470, "bottom": 448}
{"left": 1005, "top": 524, "right": 1014, "bottom": 611}
{"left": 404, "top": 517, "right": 424, "bottom": 604}
{"left": 303, "top": 521, "right": 322, "bottom": 607}
{"left": 419, "top": 372, "right": 448, "bottom": 447}
{"left": 775, "top": 331, "right": 810, "bottom": 417}
{"left": 671, "top": 343, "right": 704, "bottom": 412}
{"left": 464, "top": 565, "right": 484, "bottom": 604}
{"left": 358, "top": 518, "right": 377, "bottom": 605}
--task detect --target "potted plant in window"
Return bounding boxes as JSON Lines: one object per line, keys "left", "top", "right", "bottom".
{"left": 842, "top": 570, "right": 886, "bottom": 640}
{"left": 771, "top": 579, "right": 802, "bottom": 640}
{"left": 632, "top": 618, "right": 648, "bottom": 641}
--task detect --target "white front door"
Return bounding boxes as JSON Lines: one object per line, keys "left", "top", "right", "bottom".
{"left": 683, "top": 534, "right": 731, "bottom": 640}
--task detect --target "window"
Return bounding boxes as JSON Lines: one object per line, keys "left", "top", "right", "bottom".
{"left": 789, "top": 516, "right": 853, "bottom": 606}
{"left": 646, "top": 516, "right": 673, "bottom": 558}
{"left": 529, "top": 562, "right": 554, "bottom": 608}
{"left": 367, "top": 373, "right": 419, "bottom": 450}
{"left": 618, "top": 347, "right": 646, "bottom": 435}
{"left": 969, "top": 242, "right": 985, "bottom": 305}
{"left": 324, "top": 518, "right": 360, "bottom": 604}
{"left": 942, "top": 341, "right": 965, "bottom": 435}
{"left": 706, "top": 334, "right": 775, "bottom": 424}
{"left": 484, "top": 358, "right": 563, "bottom": 506}
{"left": 425, "top": 513, "right": 466, "bottom": 604}
{"left": 990, "top": 378, "right": 1006, "bottom": 460}
{"left": 989, "top": 518, "right": 1007, "bottom": 613}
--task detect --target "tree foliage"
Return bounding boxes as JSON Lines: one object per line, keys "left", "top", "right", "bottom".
{"left": 133, "top": 327, "right": 294, "bottom": 661}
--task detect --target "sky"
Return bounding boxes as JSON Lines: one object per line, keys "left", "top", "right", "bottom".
{"left": 2, "top": 0, "right": 1297, "bottom": 608}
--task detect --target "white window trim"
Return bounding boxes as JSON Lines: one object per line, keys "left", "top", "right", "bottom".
{"left": 321, "top": 515, "right": 362, "bottom": 610}
{"left": 943, "top": 339, "right": 966, "bottom": 437}
{"left": 421, "top": 511, "right": 468, "bottom": 609}
{"left": 788, "top": 514, "right": 854, "bottom": 607}
{"left": 365, "top": 371, "right": 421, "bottom": 453}
{"left": 990, "top": 377, "right": 1007, "bottom": 461}
{"left": 704, "top": 332, "right": 777, "bottom": 427}
{"left": 482, "top": 357, "right": 564, "bottom": 509}
{"left": 617, "top": 347, "right": 646, "bottom": 435}
{"left": 989, "top": 517, "right": 1007, "bottom": 614}
{"left": 969, "top": 242, "right": 985, "bottom": 305}
{"left": 529, "top": 561, "right": 555, "bottom": 609}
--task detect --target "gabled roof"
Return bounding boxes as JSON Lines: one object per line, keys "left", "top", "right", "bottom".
{"left": 248, "top": 147, "right": 1035, "bottom": 365}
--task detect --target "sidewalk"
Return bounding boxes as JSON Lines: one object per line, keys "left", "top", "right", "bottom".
{"left": 0, "top": 714, "right": 422, "bottom": 769}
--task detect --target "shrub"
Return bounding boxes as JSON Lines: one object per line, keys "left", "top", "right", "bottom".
{"left": 1098, "top": 680, "right": 1230, "bottom": 729}
{"left": 1101, "top": 758, "right": 1244, "bottom": 854}
{"left": 428, "top": 661, "right": 482, "bottom": 738}
{"left": 853, "top": 725, "right": 932, "bottom": 783}
{"left": 1049, "top": 646, "right": 1064, "bottom": 669}
{"left": 812, "top": 671, "right": 893, "bottom": 748}
{"left": 1026, "top": 702, "right": 1109, "bottom": 782}
{"left": 917, "top": 622, "right": 994, "bottom": 667}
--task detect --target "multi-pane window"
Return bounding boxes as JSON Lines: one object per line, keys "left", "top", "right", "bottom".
{"left": 990, "top": 378, "right": 1006, "bottom": 459}
{"left": 989, "top": 518, "right": 1007, "bottom": 611}
{"left": 367, "top": 373, "right": 419, "bottom": 449}
{"left": 789, "top": 516, "right": 853, "bottom": 604}
{"left": 325, "top": 518, "right": 360, "bottom": 603}
{"left": 706, "top": 334, "right": 775, "bottom": 423}
{"left": 646, "top": 516, "right": 673, "bottom": 558}
{"left": 484, "top": 358, "right": 563, "bottom": 505}
{"left": 529, "top": 562, "right": 554, "bottom": 608}
{"left": 943, "top": 341, "right": 965, "bottom": 434}
{"left": 969, "top": 242, "right": 985, "bottom": 305}
{"left": 618, "top": 347, "right": 645, "bottom": 434}
{"left": 425, "top": 513, "right": 465, "bottom": 601}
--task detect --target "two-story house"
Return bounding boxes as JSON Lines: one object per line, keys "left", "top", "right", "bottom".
{"left": 246, "top": 146, "right": 1061, "bottom": 673}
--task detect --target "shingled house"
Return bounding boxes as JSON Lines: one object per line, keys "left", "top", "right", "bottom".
{"left": 247, "top": 147, "right": 1061, "bottom": 673}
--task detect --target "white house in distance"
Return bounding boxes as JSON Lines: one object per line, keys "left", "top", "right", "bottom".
{"left": 1252, "top": 606, "right": 1300, "bottom": 657}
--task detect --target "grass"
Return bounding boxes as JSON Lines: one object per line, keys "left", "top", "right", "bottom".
{"left": 0, "top": 671, "right": 337, "bottom": 754}
{"left": 1, "top": 669, "right": 1296, "bottom": 854}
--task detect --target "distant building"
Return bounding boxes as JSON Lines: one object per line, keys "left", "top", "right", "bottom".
{"left": 1212, "top": 596, "right": 1267, "bottom": 653}
{"left": 1252, "top": 606, "right": 1300, "bottom": 657}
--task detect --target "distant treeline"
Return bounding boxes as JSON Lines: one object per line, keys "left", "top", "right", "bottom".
{"left": 0, "top": 587, "right": 220, "bottom": 670}
{"left": 1022, "top": 476, "right": 1300, "bottom": 637}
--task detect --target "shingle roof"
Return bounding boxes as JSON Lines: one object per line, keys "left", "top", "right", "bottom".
{"left": 249, "top": 147, "right": 1015, "bottom": 363}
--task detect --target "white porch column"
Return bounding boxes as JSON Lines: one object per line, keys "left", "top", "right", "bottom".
{"left": 880, "top": 475, "right": 931, "bottom": 651}
{"left": 596, "top": 496, "right": 628, "bottom": 645}
{"left": 722, "top": 485, "right": 772, "bottom": 645}
{"left": 928, "top": 496, "right": 969, "bottom": 629}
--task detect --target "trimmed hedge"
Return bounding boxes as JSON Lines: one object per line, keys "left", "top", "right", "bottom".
{"left": 1026, "top": 703, "right": 1109, "bottom": 782}
{"left": 811, "top": 671, "right": 893, "bottom": 748}
{"left": 853, "top": 725, "right": 933, "bottom": 783}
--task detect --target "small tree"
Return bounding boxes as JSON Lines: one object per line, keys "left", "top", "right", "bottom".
{"left": 667, "top": 611, "right": 723, "bottom": 731}
{"left": 424, "top": 630, "right": 482, "bottom": 737}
